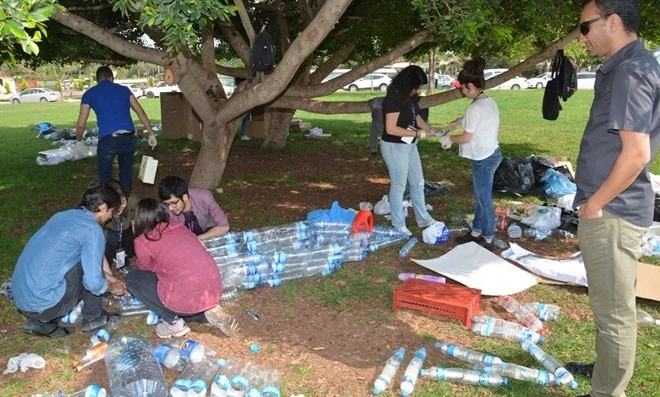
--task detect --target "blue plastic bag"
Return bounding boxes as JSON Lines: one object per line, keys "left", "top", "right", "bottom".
{"left": 539, "top": 168, "right": 576, "bottom": 199}
{"left": 307, "top": 201, "right": 357, "bottom": 223}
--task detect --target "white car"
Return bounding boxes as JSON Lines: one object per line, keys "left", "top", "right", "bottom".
{"left": 434, "top": 74, "right": 455, "bottom": 90}
{"left": 144, "top": 82, "right": 181, "bottom": 98}
{"left": 120, "top": 84, "right": 144, "bottom": 98}
{"left": 527, "top": 72, "right": 553, "bottom": 89}
{"left": 343, "top": 73, "right": 392, "bottom": 92}
{"left": 576, "top": 72, "right": 596, "bottom": 89}
{"left": 483, "top": 69, "right": 527, "bottom": 90}
{"left": 10, "top": 88, "right": 62, "bottom": 103}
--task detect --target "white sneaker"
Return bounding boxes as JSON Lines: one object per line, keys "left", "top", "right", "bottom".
{"left": 156, "top": 318, "right": 190, "bottom": 339}
{"left": 418, "top": 218, "right": 438, "bottom": 228}
{"left": 395, "top": 225, "right": 413, "bottom": 237}
{"left": 240, "top": 135, "right": 251, "bottom": 141}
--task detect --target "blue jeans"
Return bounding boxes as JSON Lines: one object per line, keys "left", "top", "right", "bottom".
{"left": 97, "top": 134, "right": 136, "bottom": 192}
{"left": 471, "top": 147, "right": 502, "bottom": 238}
{"left": 380, "top": 141, "right": 433, "bottom": 228}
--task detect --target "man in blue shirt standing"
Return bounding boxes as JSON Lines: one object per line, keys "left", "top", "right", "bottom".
{"left": 75, "top": 66, "right": 158, "bottom": 193}
{"left": 11, "top": 181, "right": 126, "bottom": 337}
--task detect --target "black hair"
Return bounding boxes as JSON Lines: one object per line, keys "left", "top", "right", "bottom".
{"left": 79, "top": 180, "right": 121, "bottom": 213}
{"left": 158, "top": 176, "right": 189, "bottom": 201}
{"left": 105, "top": 178, "right": 127, "bottom": 199}
{"left": 457, "top": 57, "right": 487, "bottom": 90}
{"left": 385, "top": 65, "right": 428, "bottom": 109}
{"left": 581, "top": 0, "right": 640, "bottom": 34}
{"left": 133, "top": 198, "right": 171, "bottom": 241}
{"left": 96, "top": 66, "right": 113, "bottom": 82}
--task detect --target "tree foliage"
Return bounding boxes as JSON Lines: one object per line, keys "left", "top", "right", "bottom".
{"left": 0, "top": 0, "right": 59, "bottom": 62}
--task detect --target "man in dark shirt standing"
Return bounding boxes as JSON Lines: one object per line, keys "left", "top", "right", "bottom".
{"left": 569, "top": 1, "right": 660, "bottom": 396}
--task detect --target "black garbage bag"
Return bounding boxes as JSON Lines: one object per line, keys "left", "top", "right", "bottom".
{"left": 654, "top": 194, "right": 660, "bottom": 222}
{"left": 493, "top": 157, "right": 535, "bottom": 196}
{"left": 403, "top": 181, "right": 451, "bottom": 201}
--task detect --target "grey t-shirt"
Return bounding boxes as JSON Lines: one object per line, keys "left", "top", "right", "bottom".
{"left": 574, "top": 40, "right": 660, "bottom": 227}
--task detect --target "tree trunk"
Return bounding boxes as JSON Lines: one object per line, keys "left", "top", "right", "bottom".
{"left": 263, "top": 108, "right": 294, "bottom": 148}
{"left": 189, "top": 119, "right": 238, "bottom": 189}
{"left": 427, "top": 49, "right": 436, "bottom": 94}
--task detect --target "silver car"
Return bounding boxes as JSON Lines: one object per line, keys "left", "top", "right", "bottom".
{"left": 10, "top": 88, "right": 62, "bottom": 103}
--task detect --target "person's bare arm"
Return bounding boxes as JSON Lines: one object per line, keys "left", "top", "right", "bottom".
{"left": 198, "top": 225, "right": 230, "bottom": 241}
{"left": 75, "top": 105, "right": 91, "bottom": 141}
{"left": 385, "top": 113, "right": 423, "bottom": 138}
{"left": 129, "top": 96, "right": 154, "bottom": 136}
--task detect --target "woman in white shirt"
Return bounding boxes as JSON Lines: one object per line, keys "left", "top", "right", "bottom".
{"left": 441, "top": 57, "right": 502, "bottom": 250}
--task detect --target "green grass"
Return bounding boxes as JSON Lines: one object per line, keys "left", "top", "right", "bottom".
{"left": 0, "top": 92, "right": 659, "bottom": 396}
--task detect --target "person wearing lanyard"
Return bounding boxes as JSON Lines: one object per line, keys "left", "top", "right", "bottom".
{"left": 74, "top": 66, "right": 158, "bottom": 193}
{"left": 380, "top": 65, "right": 438, "bottom": 237}
{"left": 104, "top": 179, "right": 136, "bottom": 272}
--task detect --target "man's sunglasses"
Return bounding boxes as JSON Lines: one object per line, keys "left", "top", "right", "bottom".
{"left": 579, "top": 15, "right": 609, "bottom": 36}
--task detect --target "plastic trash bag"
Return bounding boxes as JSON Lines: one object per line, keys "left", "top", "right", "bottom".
{"left": 306, "top": 201, "right": 357, "bottom": 223}
{"left": 374, "top": 195, "right": 391, "bottom": 215}
{"left": 422, "top": 222, "right": 450, "bottom": 244}
{"left": 3, "top": 353, "right": 45, "bottom": 374}
{"left": 493, "top": 157, "right": 535, "bottom": 196}
{"left": 521, "top": 205, "right": 561, "bottom": 230}
{"left": 539, "top": 168, "right": 576, "bottom": 199}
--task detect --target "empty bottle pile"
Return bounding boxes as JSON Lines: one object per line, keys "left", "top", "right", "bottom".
{"left": 202, "top": 221, "right": 409, "bottom": 294}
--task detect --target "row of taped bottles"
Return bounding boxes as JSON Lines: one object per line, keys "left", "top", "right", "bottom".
{"left": 203, "top": 221, "right": 409, "bottom": 292}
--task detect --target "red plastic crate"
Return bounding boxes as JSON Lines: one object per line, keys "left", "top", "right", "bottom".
{"left": 393, "top": 278, "right": 481, "bottom": 328}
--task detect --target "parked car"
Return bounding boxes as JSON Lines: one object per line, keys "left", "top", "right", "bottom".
{"left": 343, "top": 73, "right": 392, "bottom": 92}
{"left": 434, "top": 74, "right": 454, "bottom": 90}
{"left": 527, "top": 72, "right": 553, "bottom": 89}
{"left": 120, "top": 83, "right": 144, "bottom": 98}
{"left": 217, "top": 75, "right": 236, "bottom": 96}
{"left": 10, "top": 88, "right": 62, "bottom": 103}
{"left": 483, "top": 69, "right": 527, "bottom": 89}
{"left": 576, "top": 72, "right": 596, "bottom": 89}
{"left": 143, "top": 82, "right": 181, "bottom": 98}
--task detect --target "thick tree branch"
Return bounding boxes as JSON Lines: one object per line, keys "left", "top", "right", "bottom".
{"left": 235, "top": 0, "right": 255, "bottom": 45}
{"left": 309, "top": 41, "right": 356, "bottom": 84}
{"left": 201, "top": 25, "right": 216, "bottom": 75}
{"left": 298, "top": 0, "right": 314, "bottom": 25}
{"left": 218, "top": 21, "right": 251, "bottom": 64}
{"left": 51, "top": 9, "right": 170, "bottom": 66}
{"left": 287, "top": 29, "right": 432, "bottom": 98}
{"left": 274, "top": 0, "right": 291, "bottom": 53}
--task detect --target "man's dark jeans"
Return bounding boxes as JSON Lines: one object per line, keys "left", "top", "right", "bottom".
{"left": 97, "top": 134, "right": 136, "bottom": 192}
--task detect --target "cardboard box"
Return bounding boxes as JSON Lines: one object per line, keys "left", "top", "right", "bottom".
{"left": 247, "top": 106, "right": 271, "bottom": 139}
{"left": 160, "top": 93, "right": 203, "bottom": 141}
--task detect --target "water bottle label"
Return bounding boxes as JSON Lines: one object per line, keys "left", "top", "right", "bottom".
{"left": 190, "top": 379, "right": 207, "bottom": 393}
{"left": 483, "top": 355, "right": 497, "bottom": 365}
{"left": 84, "top": 385, "right": 104, "bottom": 397}
{"left": 243, "top": 230, "right": 254, "bottom": 242}
{"left": 173, "top": 378, "right": 193, "bottom": 391}
{"left": 179, "top": 340, "right": 200, "bottom": 360}
{"left": 261, "top": 386, "right": 280, "bottom": 397}
{"left": 214, "top": 374, "right": 230, "bottom": 389}
{"left": 436, "top": 367, "right": 446, "bottom": 380}
{"left": 230, "top": 375, "right": 249, "bottom": 388}
{"left": 154, "top": 344, "right": 173, "bottom": 364}
{"left": 95, "top": 328, "right": 110, "bottom": 342}
{"left": 247, "top": 240, "right": 257, "bottom": 254}
{"left": 446, "top": 345, "right": 455, "bottom": 356}
{"left": 478, "top": 372, "right": 489, "bottom": 386}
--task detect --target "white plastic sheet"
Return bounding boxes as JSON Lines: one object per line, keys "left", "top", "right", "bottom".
{"left": 501, "top": 243, "right": 587, "bottom": 286}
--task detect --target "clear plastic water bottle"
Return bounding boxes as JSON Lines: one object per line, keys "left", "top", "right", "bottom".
{"left": 420, "top": 367, "right": 508, "bottom": 387}
{"left": 637, "top": 309, "right": 660, "bottom": 327}
{"left": 208, "top": 241, "right": 241, "bottom": 258}
{"left": 398, "top": 273, "right": 446, "bottom": 284}
{"left": 400, "top": 347, "right": 426, "bottom": 397}
{"left": 398, "top": 237, "right": 419, "bottom": 258}
{"left": 521, "top": 340, "right": 578, "bottom": 389}
{"left": 74, "top": 342, "right": 108, "bottom": 372}
{"left": 476, "top": 362, "right": 558, "bottom": 386}
{"left": 499, "top": 296, "right": 544, "bottom": 333}
{"left": 203, "top": 231, "right": 239, "bottom": 249}
{"left": 154, "top": 343, "right": 186, "bottom": 371}
{"left": 170, "top": 338, "right": 216, "bottom": 363}
{"left": 171, "top": 357, "right": 219, "bottom": 397}
{"left": 88, "top": 316, "right": 122, "bottom": 347}
{"left": 471, "top": 322, "right": 544, "bottom": 344}
{"left": 211, "top": 358, "right": 242, "bottom": 397}
{"left": 67, "top": 385, "right": 107, "bottom": 397}
{"left": 434, "top": 342, "right": 502, "bottom": 366}
{"left": 105, "top": 336, "right": 168, "bottom": 396}
{"left": 507, "top": 224, "right": 522, "bottom": 238}
{"left": 60, "top": 300, "right": 84, "bottom": 324}
{"left": 367, "top": 237, "right": 407, "bottom": 253}
{"left": 119, "top": 295, "right": 151, "bottom": 317}
{"left": 523, "top": 302, "right": 560, "bottom": 321}
{"left": 261, "top": 369, "right": 281, "bottom": 397}
{"left": 373, "top": 347, "right": 406, "bottom": 394}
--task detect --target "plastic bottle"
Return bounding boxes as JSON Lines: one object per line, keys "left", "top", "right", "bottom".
{"left": 367, "top": 237, "right": 406, "bottom": 253}
{"left": 523, "top": 302, "right": 561, "bottom": 321}
{"left": 154, "top": 343, "right": 186, "bottom": 371}
{"left": 400, "top": 347, "right": 426, "bottom": 397}
{"left": 171, "top": 357, "right": 219, "bottom": 397}
{"left": 521, "top": 340, "right": 578, "bottom": 389}
{"left": 119, "top": 295, "right": 151, "bottom": 317}
{"left": 507, "top": 224, "right": 522, "bottom": 238}
{"left": 420, "top": 367, "right": 508, "bottom": 387}
{"left": 105, "top": 335, "right": 168, "bottom": 396}
{"left": 170, "top": 338, "right": 216, "bottom": 363}
{"left": 373, "top": 347, "right": 406, "bottom": 394}
{"left": 67, "top": 385, "right": 107, "bottom": 397}
{"left": 434, "top": 342, "right": 502, "bottom": 366}
{"left": 471, "top": 322, "right": 544, "bottom": 344}
{"left": 88, "top": 316, "right": 122, "bottom": 347}
{"left": 261, "top": 369, "right": 281, "bottom": 397}
{"left": 499, "top": 296, "right": 544, "bottom": 333}
{"left": 73, "top": 342, "right": 108, "bottom": 372}
{"left": 398, "top": 273, "right": 446, "bottom": 284}
{"left": 637, "top": 309, "right": 660, "bottom": 327}
{"left": 398, "top": 237, "right": 419, "bottom": 258}
{"left": 476, "top": 362, "right": 557, "bottom": 386}
{"left": 60, "top": 300, "right": 84, "bottom": 324}
{"left": 371, "top": 224, "right": 409, "bottom": 240}
{"left": 211, "top": 358, "right": 241, "bottom": 397}
{"left": 203, "top": 231, "right": 239, "bottom": 249}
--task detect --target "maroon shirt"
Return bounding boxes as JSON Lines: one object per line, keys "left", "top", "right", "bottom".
{"left": 134, "top": 220, "right": 221, "bottom": 314}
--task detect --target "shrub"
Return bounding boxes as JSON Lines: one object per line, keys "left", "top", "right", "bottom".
{"left": 54, "top": 80, "right": 62, "bottom": 92}
{"left": 19, "top": 79, "right": 29, "bottom": 91}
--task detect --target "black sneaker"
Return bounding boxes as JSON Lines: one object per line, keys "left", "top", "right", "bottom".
{"left": 565, "top": 362, "right": 594, "bottom": 378}
{"left": 454, "top": 232, "right": 481, "bottom": 244}
{"left": 476, "top": 236, "right": 496, "bottom": 251}
{"left": 23, "top": 319, "right": 73, "bottom": 338}
{"left": 82, "top": 310, "right": 118, "bottom": 333}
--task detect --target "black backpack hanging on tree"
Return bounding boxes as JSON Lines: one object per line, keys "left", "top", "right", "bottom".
{"left": 248, "top": 31, "right": 276, "bottom": 83}
{"left": 542, "top": 49, "right": 577, "bottom": 120}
